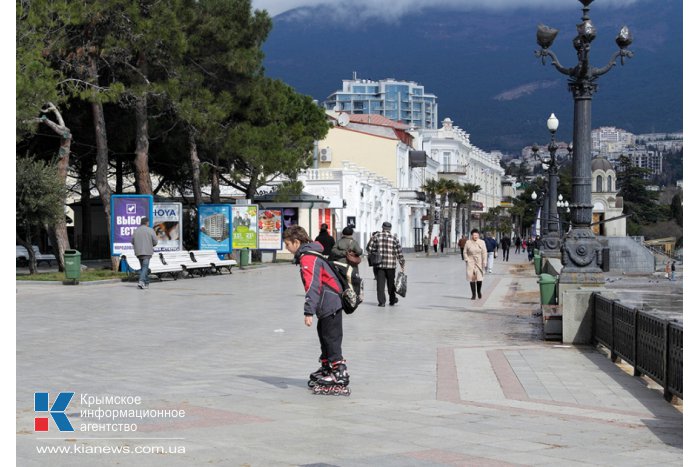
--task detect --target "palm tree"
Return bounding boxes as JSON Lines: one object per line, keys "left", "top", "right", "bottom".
{"left": 441, "top": 180, "right": 459, "bottom": 248}
{"left": 435, "top": 179, "right": 453, "bottom": 249}
{"left": 461, "top": 183, "right": 481, "bottom": 235}
{"left": 422, "top": 178, "right": 440, "bottom": 255}
{"left": 509, "top": 201, "right": 526, "bottom": 238}
{"left": 453, "top": 188, "right": 469, "bottom": 240}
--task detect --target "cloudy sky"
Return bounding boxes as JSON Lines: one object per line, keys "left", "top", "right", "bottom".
{"left": 251, "top": 0, "right": 642, "bottom": 19}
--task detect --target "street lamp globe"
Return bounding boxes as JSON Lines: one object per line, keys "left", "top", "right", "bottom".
{"left": 531, "top": 191, "right": 538, "bottom": 200}
{"left": 547, "top": 113, "right": 559, "bottom": 133}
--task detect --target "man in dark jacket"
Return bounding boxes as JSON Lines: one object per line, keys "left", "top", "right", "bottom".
{"left": 131, "top": 217, "right": 158, "bottom": 289}
{"left": 284, "top": 225, "right": 349, "bottom": 394}
{"left": 500, "top": 236, "right": 511, "bottom": 262}
{"left": 314, "top": 223, "right": 335, "bottom": 257}
{"left": 367, "top": 221, "right": 405, "bottom": 307}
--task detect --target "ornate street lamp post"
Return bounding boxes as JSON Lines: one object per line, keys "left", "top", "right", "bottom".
{"left": 530, "top": 188, "right": 546, "bottom": 238}
{"left": 557, "top": 194, "right": 570, "bottom": 236}
{"left": 531, "top": 113, "right": 562, "bottom": 257}
{"left": 535, "top": 0, "right": 632, "bottom": 283}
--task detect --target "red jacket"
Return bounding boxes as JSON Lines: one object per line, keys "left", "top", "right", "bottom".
{"left": 295, "top": 242, "right": 342, "bottom": 318}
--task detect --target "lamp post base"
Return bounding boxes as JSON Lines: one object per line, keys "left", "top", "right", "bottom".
{"left": 539, "top": 232, "right": 562, "bottom": 259}
{"left": 558, "top": 227, "right": 604, "bottom": 285}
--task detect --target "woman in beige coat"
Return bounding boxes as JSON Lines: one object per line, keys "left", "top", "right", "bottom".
{"left": 463, "top": 228, "right": 488, "bottom": 300}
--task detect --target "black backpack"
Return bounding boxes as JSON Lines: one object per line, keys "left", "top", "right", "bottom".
{"left": 301, "top": 251, "right": 364, "bottom": 314}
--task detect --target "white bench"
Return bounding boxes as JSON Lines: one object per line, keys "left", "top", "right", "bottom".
{"left": 189, "top": 250, "right": 237, "bottom": 274}
{"left": 160, "top": 251, "right": 212, "bottom": 277}
{"left": 16, "top": 245, "right": 57, "bottom": 266}
{"left": 121, "top": 252, "right": 182, "bottom": 281}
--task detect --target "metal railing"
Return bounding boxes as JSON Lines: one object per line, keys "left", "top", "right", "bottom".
{"left": 438, "top": 164, "right": 468, "bottom": 174}
{"left": 592, "top": 294, "right": 682, "bottom": 401}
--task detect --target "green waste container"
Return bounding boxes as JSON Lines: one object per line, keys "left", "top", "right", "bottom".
{"left": 539, "top": 273, "right": 557, "bottom": 305}
{"left": 239, "top": 249, "right": 249, "bottom": 267}
{"left": 534, "top": 253, "right": 542, "bottom": 275}
{"left": 64, "top": 249, "right": 81, "bottom": 284}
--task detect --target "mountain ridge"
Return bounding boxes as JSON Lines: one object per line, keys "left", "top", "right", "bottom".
{"left": 262, "top": 0, "right": 682, "bottom": 153}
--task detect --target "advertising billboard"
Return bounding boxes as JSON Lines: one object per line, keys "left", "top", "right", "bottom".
{"left": 231, "top": 205, "right": 258, "bottom": 249}
{"left": 198, "top": 204, "right": 232, "bottom": 253}
{"left": 111, "top": 195, "right": 153, "bottom": 256}
{"left": 257, "top": 209, "right": 283, "bottom": 250}
{"left": 153, "top": 202, "right": 183, "bottom": 252}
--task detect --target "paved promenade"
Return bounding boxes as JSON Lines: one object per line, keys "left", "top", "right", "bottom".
{"left": 16, "top": 250, "right": 682, "bottom": 466}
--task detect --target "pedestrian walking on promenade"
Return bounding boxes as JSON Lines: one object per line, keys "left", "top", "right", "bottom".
{"left": 433, "top": 235, "right": 439, "bottom": 253}
{"left": 514, "top": 236, "right": 522, "bottom": 254}
{"left": 526, "top": 238, "right": 534, "bottom": 261}
{"left": 458, "top": 235, "right": 467, "bottom": 261}
{"left": 367, "top": 222, "right": 406, "bottom": 307}
{"left": 330, "top": 226, "right": 363, "bottom": 273}
{"left": 131, "top": 217, "right": 158, "bottom": 289}
{"left": 484, "top": 232, "right": 498, "bottom": 273}
{"left": 665, "top": 261, "right": 671, "bottom": 280}
{"left": 314, "top": 223, "right": 335, "bottom": 257}
{"left": 500, "top": 236, "right": 511, "bottom": 262}
{"left": 463, "top": 228, "right": 487, "bottom": 300}
{"left": 671, "top": 261, "right": 676, "bottom": 281}
{"left": 283, "top": 225, "right": 350, "bottom": 396}
{"left": 423, "top": 234, "right": 430, "bottom": 254}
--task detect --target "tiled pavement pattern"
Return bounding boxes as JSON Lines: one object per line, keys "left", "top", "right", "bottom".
{"left": 16, "top": 251, "right": 682, "bottom": 466}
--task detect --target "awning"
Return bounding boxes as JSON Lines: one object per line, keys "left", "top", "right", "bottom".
{"left": 409, "top": 150, "right": 428, "bottom": 168}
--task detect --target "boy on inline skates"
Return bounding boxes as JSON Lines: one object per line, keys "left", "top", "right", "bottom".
{"left": 283, "top": 225, "right": 350, "bottom": 396}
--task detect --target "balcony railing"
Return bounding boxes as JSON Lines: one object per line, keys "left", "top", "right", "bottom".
{"left": 438, "top": 164, "right": 467, "bottom": 175}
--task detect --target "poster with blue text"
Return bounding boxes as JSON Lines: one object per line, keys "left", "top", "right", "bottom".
{"left": 111, "top": 195, "right": 153, "bottom": 256}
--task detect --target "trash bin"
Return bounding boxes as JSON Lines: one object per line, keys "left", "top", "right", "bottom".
{"left": 64, "top": 249, "right": 81, "bottom": 284}
{"left": 539, "top": 273, "right": 557, "bottom": 305}
{"left": 239, "top": 248, "right": 249, "bottom": 267}
{"left": 534, "top": 253, "right": 542, "bottom": 275}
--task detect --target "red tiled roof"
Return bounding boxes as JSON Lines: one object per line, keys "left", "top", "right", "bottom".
{"left": 347, "top": 114, "right": 410, "bottom": 130}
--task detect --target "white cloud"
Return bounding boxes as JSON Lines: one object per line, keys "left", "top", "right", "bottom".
{"left": 252, "top": 0, "right": 643, "bottom": 20}
{"left": 493, "top": 81, "right": 559, "bottom": 101}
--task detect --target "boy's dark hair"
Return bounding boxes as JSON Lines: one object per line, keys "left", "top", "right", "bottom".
{"left": 470, "top": 228, "right": 479, "bottom": 234}
{"left": 283, "top": 225, "right": 310, "bottom": 243}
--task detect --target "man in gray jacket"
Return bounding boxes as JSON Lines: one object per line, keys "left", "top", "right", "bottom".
{"left": 131, "top": 217, "right": 159, "bottom": 289}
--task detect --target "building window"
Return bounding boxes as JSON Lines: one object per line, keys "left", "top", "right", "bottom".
{"left": 608, "top": 175, "right": 614, "bottom": 192}
{"left": 596, "top": 175, "right": 603, "bottom": 193}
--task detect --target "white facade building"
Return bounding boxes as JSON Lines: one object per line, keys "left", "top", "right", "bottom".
{"left": 412, "top": 117, "right": 505, "bottom": 243}
{"left": 298, "top": 112, "right": 436, "bottom": 249}
{"left": 591, "top": 126, "right": 635, "bottom": 157}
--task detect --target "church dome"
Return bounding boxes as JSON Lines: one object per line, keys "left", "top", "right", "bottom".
{"left": 592, "top": 155, "right": 613, "bottom": 172}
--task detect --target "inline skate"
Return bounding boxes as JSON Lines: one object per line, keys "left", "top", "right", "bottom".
{"left": 307, "top": 359, "right": 330, "bottom": 388}
{"left": 311, "top": 360, "right": 350, "bottom": 396}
